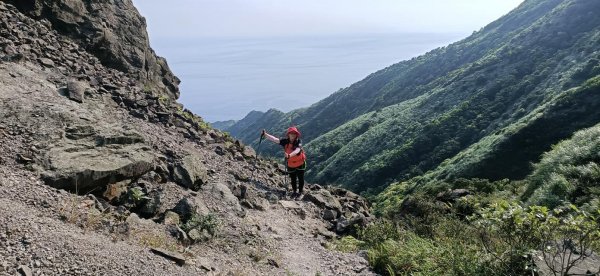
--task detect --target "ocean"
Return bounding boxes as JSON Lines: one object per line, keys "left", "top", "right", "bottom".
{"left": 149, "top": 33, "right": 467, "bottom": 122}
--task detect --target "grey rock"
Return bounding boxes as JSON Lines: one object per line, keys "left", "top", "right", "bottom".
{"left": 41, "top": 143, "right": 155, "bottom": 193}
{"left": 317, "top": 226, "right": 336, "bottom": 239}
{"left": 241, "top": 146, "right": 256, "bottom": 159}
{"left": 240, "top": 199, "right": 254, "bottom": 209}
{"left": 150, "top": 248, "right": 185, "bottom": 266}
{"left": 267, "top": 258, "right": 280, "bottom": 268}
{"left": 322, "top": 209, "right": 338, "bottom": 221}
{"left": 266, "top": 192, "right": 279, "bottom": 204}
{"left": 304, "top": 190, "right": 342, "bottom": 213}
{"left": 357, "top": 250, "right": 369, "bottom": 262}
{"left": 65, "top": 125, "right": 95, "bottom": 140}
{"left": 8, "top": 0, "right": 181, "bottom": 100}
{"left": 206, "top": 182, "right": 242, "bottom": 212}
{"left": 197, "top": 257, "right": 213, "bottom": 271}
{"left": 234, "top": 151, "right": 244, "bottom": 161}
{"left": 279, "top": 200, "right": 301, "bottom": 209}
{"left": 253, "top": 198, "right": 269, "bottom": 211}
{"left": 163, "top": 211, "right": 180, "bottom": 225}
{"left": 231, "top": 170, "right": 250, "bottom": 182}
{"left": 173, "top": 154, "right": 208, "bottom": 191}
{"left": 232, "top": 184, "right": 247, "bottom": 199}
{"left": 38, "top": 57, "right": 54, "bottom": 67}
{"left": 188, "top": 228, "right": 211, "bottom": 242}
{"left": 16, "top": 153, "right": 34, "bottom": 164}
{"left": 66, "top": 80, "right": 85, "bottom": 103}
{"left": 129, "top": 109, "right": 147, "bottom": 120}
{"left": 17, "top": 265, "right": 32, "bottom": 276}
{"left": 336, "top": 213, "right": 366, "bottom": 234}
{"left": 173, "top": 197, "right": 209, "bottom": 222}
{"left": 214, "top": 145, "right": 226, "bottom": 156}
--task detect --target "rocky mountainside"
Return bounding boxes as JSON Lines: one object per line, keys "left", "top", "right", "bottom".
{"left": 222, "top": 0, "right": 600, "bottom": 194}
{"left": 0, "top": 1, "right": 374, "bottom": 275}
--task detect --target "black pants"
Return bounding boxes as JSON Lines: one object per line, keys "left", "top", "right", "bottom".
{"left": 289, "top": 169, "right": 305, "bottom": 193}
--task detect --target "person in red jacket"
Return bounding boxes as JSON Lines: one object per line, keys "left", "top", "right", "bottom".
{"left": 262, "top": 127, "right": 307, "bottom": 199}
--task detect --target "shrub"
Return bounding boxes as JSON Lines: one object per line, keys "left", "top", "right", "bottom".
{"left": 473, "top": 201, "right": 600, "bottom": 275}
{"left": 327, "top": 236, "right": 365, "bottom": 253}
{"left": 367, "top": 232, "right": 442, "bottom": 276}
{"left": 524, "top": 122, "right": 600, "bottom": 208}
{"left": 180, "top": 213, "right": 220, "bottom": 241}
{"left": 357, "top": 219, "right": 401, "bottom": 245}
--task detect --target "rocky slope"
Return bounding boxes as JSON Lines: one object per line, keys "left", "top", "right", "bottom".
{"left": 0, "top": 1, "right": 373, "bottom": 275}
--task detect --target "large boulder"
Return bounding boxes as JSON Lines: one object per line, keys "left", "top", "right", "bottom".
{"left": 241, "top": 146, "right": 256, "bottom": 159}
{"left": 172, "top": 197, "right": 209, "bottom": 222}
{"left": 335, "top": 213, "right": 367, "bottom": 234}
{"left": 66, "top": 79, "right": 86, "bottom": 103}
{"left": 206, "top": 182, "right": 242, "bottom": 213}
{"left": 41, "top": 143, "right": 156, "bottom": 194}
{"left": 304, "top": 189, "right": 342, "bottom": 213}
{"left": 173, "top": 154, "right": 209, "bottom": 191}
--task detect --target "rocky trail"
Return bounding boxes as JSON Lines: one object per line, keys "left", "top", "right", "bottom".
{"left": 0, "top": 1, "right": 374, "bottom": 275}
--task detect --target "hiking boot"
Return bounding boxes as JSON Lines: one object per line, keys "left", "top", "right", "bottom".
{"left": 292, "top": 192, "right": 304, "bottom": 200}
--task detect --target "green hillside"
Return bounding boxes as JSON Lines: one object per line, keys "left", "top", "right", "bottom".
{"left": 224, "top": 0, "right": 600, "bottom": 194}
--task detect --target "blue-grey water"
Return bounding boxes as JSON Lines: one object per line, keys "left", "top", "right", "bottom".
{"left": 150, "top": 33, "right": 466, "bottom": 122}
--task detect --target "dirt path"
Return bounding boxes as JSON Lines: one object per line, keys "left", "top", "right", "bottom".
{"left": 241, "top": 186, "right": 373, "bottom": 276}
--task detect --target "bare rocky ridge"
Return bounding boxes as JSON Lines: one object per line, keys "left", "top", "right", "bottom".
{"left": 0, "top": 1, "right": 374, "bottom": 275}
{"left": 2, "top": 0, "right": 180, "bottom": 100}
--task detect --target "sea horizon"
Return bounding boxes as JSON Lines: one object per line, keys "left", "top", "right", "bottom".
{"left": 149, "top": 32, "right": 469, "bottom": 122}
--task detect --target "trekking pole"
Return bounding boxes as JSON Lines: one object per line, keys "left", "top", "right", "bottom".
{"left": 250, "top": 133, "right": 265, "bottom": 183}
{"left": 283, "top": 157, "right": 288, "bottom": 196}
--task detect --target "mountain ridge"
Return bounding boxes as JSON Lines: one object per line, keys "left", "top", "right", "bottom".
{"left": 221, "top": 0, "right": 600, "bottom": 194}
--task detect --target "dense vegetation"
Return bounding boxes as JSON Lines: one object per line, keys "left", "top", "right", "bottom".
{"left": 361, "top": 122, "right": 600, "bottom": 275}
{"left": 330, "top": 200, "right": 600, "bottom": 275}
{"left": 221, "top": 0, "right": 600, "bottom": 196}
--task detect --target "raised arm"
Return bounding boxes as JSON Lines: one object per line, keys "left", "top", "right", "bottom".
{"left": 289, "top": 147, "right": 301, "bottom": 157}
{"left": 262, "top": 130, "right": 280, "bottom": 144}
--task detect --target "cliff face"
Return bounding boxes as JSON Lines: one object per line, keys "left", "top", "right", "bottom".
{"left": 2, "top": 0, "right": 180, "bottom": 100}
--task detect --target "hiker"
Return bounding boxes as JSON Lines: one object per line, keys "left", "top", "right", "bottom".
{"left": 262, "top": 127, "right": 307, "bottom": 199}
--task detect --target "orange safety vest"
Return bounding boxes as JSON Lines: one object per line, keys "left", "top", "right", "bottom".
{"left": 284, "top": 143, "right": 306, "bottom": 168}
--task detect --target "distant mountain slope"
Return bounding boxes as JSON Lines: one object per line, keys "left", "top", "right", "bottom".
{"left": 224, "top": 0, "right": 600, "bottom": 193}
{"left": 211, "top": 119, "right": 237, "bottom": 130}
{"left": 227, "top": 0, "right": 565, "bottom": 143}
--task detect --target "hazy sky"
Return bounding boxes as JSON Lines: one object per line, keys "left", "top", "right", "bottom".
{"left": 133, "top": 0, "right": 524, "bottom": 38}
{"left": 132, "top": 0, "right": 525, "bottom": 122}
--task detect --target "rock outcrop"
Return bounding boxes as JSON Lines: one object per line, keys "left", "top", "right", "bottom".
{"left": 1, "top": 0, "right": 180, "bottom": 100}
{"left": 173, "top": 154, "right": 209, "bottom": 191}
{"left": 41, "top": 142, "right": 156, "bottom": 193}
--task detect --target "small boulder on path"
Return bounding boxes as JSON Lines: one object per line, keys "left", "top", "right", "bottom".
{"left": 173, "top": 154, "right": 209, "bottom": 191}
{"left": 66, "top": 80, "right": 86, "bottom": 103}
